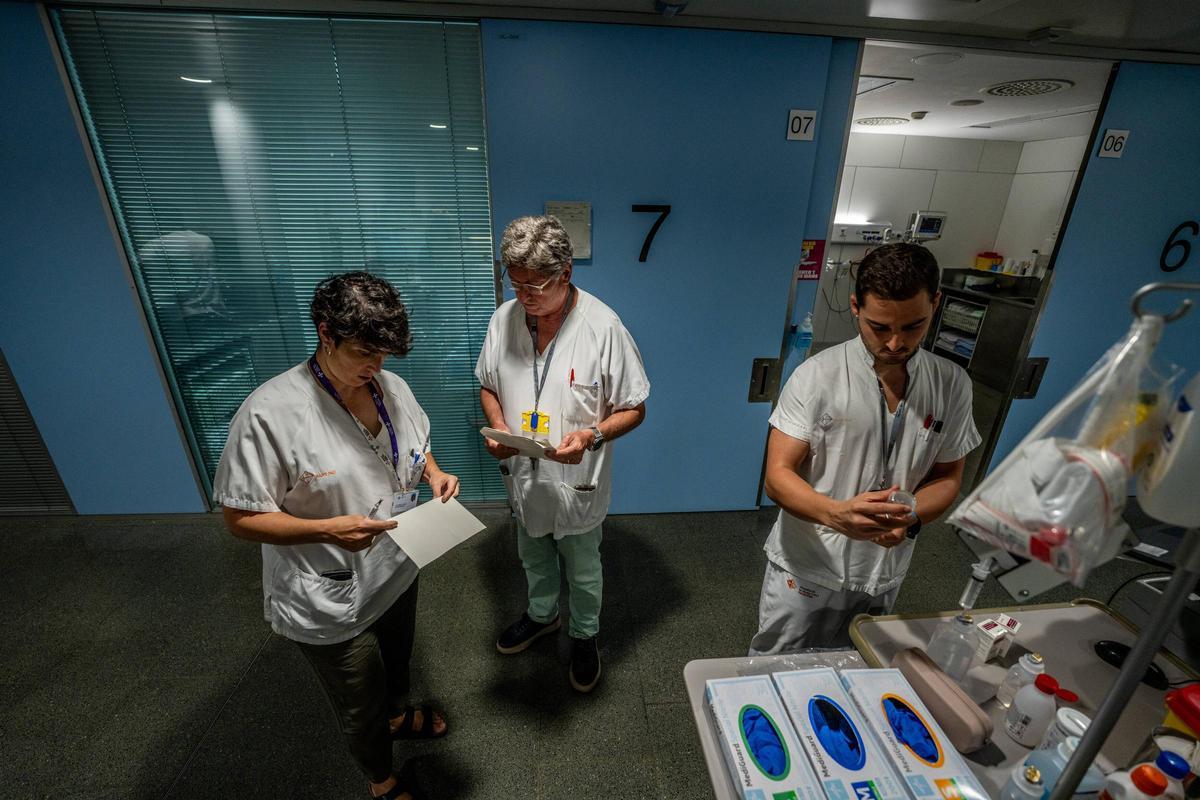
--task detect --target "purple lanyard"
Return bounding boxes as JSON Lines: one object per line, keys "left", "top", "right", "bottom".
{"left": 307, "top": 355, "right": 399, "bottom": 477}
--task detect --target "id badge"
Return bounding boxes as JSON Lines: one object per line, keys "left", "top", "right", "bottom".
{"left": 391, "top": 489, "right": 419, "bottom": 515}
{"left": 521, "top": 409, "right": 552, "bottom": 436}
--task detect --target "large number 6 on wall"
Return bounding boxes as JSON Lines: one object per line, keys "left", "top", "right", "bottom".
{"left": 1161, "top": 220, "right": 1199, "bottom": 273}
{"left": 632, "top": 204, "right": 672, "bottom": 262}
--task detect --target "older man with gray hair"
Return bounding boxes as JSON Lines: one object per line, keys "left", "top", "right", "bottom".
{"left": 476, "top": 215, "right": 649, "bottom": 692}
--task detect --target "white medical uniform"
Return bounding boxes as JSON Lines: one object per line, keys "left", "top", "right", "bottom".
{"left": 475, "top": 288, "right": 650, "bottom": 538}
{"left": 214, "top": 363, "right": 430, "bottom": 645}
{"left": 750, "top": 336, "right": 980, "bottom": 654}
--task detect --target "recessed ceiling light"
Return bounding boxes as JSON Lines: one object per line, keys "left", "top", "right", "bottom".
{"left": 982, "top": 79, "right": 1075, "bottom": 97}
{"left": 429, "top": 123, "right": 448, "bottom": 129}
{"left": 179, "top": 76, "right": 212, "bottom": 84}
{"left": 950, "top": 99, "right": 984, "bottom": 107}
{"left": 855, "top": 116, "right": 909, "bottom": 126}
{"left": 911, "top": 52, "right": 962, "bottom": 66}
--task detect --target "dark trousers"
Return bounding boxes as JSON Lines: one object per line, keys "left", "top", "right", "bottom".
{"left": 296, "top": 577, "right": 419, "bottom": 783}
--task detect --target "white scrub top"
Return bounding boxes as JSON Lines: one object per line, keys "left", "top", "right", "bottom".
{"left": 475, "top": 288, "right": 650, "bottom": 538}
{"left": 765, "top": 336, "right": 980, "bottom": 595}
{"left": 214, "top": 362, "right": 430, "bottom": 645}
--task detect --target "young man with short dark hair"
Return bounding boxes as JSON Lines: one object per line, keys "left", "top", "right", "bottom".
{"left": 749, "top": 243, "right": 980, "bottom": 654}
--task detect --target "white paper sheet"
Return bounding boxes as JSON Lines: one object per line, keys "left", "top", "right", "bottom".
{"left": 479, "top": 427, "right": 554, "bottom": 459}
{"left": 385, "top": 498, "right": 487, "bottom": 569}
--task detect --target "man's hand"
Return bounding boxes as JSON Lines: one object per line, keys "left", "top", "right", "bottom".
{"left": 825, "top": 486, "right": 913, "bottom": 540}
{"left": 871, "top": 527, "right": 909, "bottom": 549}
{"left": 426, "top": 468, "right": 461, "bottom": 503}
{"left": 544, "top": 429, "right": 594, "bottom": 464}
{"left": 483, "top": 423, "right": 519, "bottom": 460}
{"left": 322, "top": 515, "right": 398, "bottom": 552}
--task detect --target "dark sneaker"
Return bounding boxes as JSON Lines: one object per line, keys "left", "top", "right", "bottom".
{"left": 569, "top": 635, "right": 602, "bottom": 693}
{"left": 495, "top": 613, "right": 561, "bottom": 654}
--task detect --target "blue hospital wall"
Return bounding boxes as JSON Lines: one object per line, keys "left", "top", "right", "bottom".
{"left": 483, "top": 20, "right": 857, "bottom": 513}
{"left": 0, "top": 3, "right": 205, "bottom": 513}
{"left": 993, "top": 61, "right": 1200, "bottom": 467}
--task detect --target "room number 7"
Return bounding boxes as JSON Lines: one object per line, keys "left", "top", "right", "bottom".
{"left": 632, "top": 204, "right": 671, "bottom": 262}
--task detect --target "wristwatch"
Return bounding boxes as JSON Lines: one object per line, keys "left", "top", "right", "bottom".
{"left": 588, "top": 426, "right": 605, "bottom": 451}
{"left": 905, "top": 516, "right": 923, "bottom": 539}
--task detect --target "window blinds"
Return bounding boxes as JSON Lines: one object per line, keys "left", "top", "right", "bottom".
{"left": 52, "top": 9, "right": 503, "bottom": 503}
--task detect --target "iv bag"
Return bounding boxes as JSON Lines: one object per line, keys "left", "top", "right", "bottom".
{"left": 949, "top": 316, "right": 1182, "bottom": 586}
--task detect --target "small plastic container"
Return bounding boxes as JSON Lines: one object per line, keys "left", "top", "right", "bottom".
{"left": 927, "top": 614, "right": 978, "bottom": 684}
{"left": 998, "top": 653, "right": 1046, "bottom": 709}
{"left": 1099, "top": 765, "right": 1170, "bottom": 800}
{"left": 1154, "top": 751, "right": 1189, "bottom": 800}
{"left": 1001, "top": 763, "right": 1045, "bottom": 800}
{"left": 1039, "top": 707, "right": 1092, "bottom": 750}
{"left": 1006, "top": 673, "right": 1059, "bottom": 747}
{"left": 1166, "top": 685, "right": 1200, "bottom": 739}
{"left": 1026, "top": 735, "right": 1106, "bottom": 798}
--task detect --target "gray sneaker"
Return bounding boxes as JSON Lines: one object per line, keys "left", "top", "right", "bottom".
{"left": 495, "top": 613, "right": 561, "bottom": 654}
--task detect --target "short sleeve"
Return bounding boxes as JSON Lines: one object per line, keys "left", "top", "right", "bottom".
{"left": 395, "top": 381, "right": 432, "bottom": 454}
{"left": 213, "top": 402, "right": 289, "bottom": 512}
{"left": 769, "top": 363, "right": 818, "bottom": 443}
{"left": 475, "top": 314, "right": 501, "bottom": 392}
{"left": 936, "top": 369, "right": 982, "bottom": 462}
{"left": 602, "top": 323, "right": 650, "bottom": 410}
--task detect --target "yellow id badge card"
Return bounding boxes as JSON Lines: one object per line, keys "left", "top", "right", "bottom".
{"left": 521, "top": 409, "right": 551, "bottom": 436}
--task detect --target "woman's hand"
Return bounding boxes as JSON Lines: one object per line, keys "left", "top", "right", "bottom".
{"left": 426, "top": 468, "right": 461, "bottom": 503}
{"left": 322, "top": 515, "right": 397, "bottom": 552}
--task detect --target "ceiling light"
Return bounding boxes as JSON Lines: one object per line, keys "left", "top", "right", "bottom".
{"left": 982, "top": 79, "right": 1075, "bottom": 97}
{"left": 855, "top": 116, "right": 909, "bottom": 126}
{"left": 429, "top": 123, "right": 447, "bottom": 129}
{"left": 466, "top": 146, "right": 479, "bottom": 151}
{"left": 1027, "top": 26, "right": 1072, "bottom": 44}
{"left": 911, "top": 52, "right": 962, "bottom": 66}
{"left": 950, "top": 99, "right": 984, "bottom": 107}
{"left": 179, "top": 76, "right": 212, "bottom": 84}
{"left": 857, "top": 75, "right": 913, "bottom": 96}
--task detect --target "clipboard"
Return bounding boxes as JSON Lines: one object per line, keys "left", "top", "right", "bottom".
{"left": 480, "top": 427, "right": 554, "bottom": 459}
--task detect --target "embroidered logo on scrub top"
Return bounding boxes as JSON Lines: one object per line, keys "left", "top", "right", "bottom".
{"left": 818, "top": 412, "right": 834, "bottom": 429}
{"left": 299, "top": 469, "right": 337, "bottom": 485}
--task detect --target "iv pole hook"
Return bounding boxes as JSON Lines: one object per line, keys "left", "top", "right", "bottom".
{"left": 1130, "top": 281, "right": 1200, "bottom": 323}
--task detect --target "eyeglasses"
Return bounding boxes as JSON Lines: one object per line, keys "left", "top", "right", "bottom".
{"left": 503, "top": 269, "right": 563, "bottom": 296}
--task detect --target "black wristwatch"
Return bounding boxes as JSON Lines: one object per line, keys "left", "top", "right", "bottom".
{"left": 905, "top": 516, "right": 923, "bottom": 539}
{"left": 588, "top": 426, "right": 605, "bottom": 451}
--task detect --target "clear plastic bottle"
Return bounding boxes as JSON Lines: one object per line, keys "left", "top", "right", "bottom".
{"left": 1152, "top": 752, "right": 1189, "bottom": 800}
{"left": 927, "top": 614, "right": 978, "bottom": 684}
{"left": 1001, "top": 763, "right": 1045, "bottom": 800}
{"left": 1099, "top": 765, "right": 1169, "bottom": 800}
{"left": 997, "top": 653, "right": 1046, "bottom": 709}
{"left": 1025, "top": 735, "right": 1106, "bottom": 798}
{"left": 1006, "top": 673, "right": 1059, "bottom": 746}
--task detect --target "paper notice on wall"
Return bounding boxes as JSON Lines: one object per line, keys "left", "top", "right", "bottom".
{"left": 799, "top": 239, "right": 824, "bottom": 280}
{"left": 544, "top": 201, "right": 592, "bottom": 259}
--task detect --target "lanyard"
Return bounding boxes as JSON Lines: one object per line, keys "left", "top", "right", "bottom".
{"left": 528, "top": 285, "right": 575, "bottom": 414}
{"left": 877, "top": 378, "right": 907, "bottom": 490}
{"left": 308, "top": 355, "right": 400, "bottom": 482}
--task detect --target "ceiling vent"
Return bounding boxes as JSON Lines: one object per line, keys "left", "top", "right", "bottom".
{"left": 982, "top": 79, "right": 1075, "bottom": 97}
{"left": 855, "top": 117, "right": 909, "bottom": 126}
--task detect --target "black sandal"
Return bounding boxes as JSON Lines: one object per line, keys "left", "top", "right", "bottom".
{"left": 390, "top": 704, "right": 448, "bottom": 740}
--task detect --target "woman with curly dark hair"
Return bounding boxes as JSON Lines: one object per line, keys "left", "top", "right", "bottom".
{"left": 215, "top": 271, "right": 456, "bottom": 800}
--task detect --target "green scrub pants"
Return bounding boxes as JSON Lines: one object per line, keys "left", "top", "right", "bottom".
{"left": 517, "top": 523, "right": 603, "bottom": 639}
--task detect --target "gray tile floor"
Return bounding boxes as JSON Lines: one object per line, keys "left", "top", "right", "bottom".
{"left": 0, "top": 508, "right": 1162, "bottom": 800}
